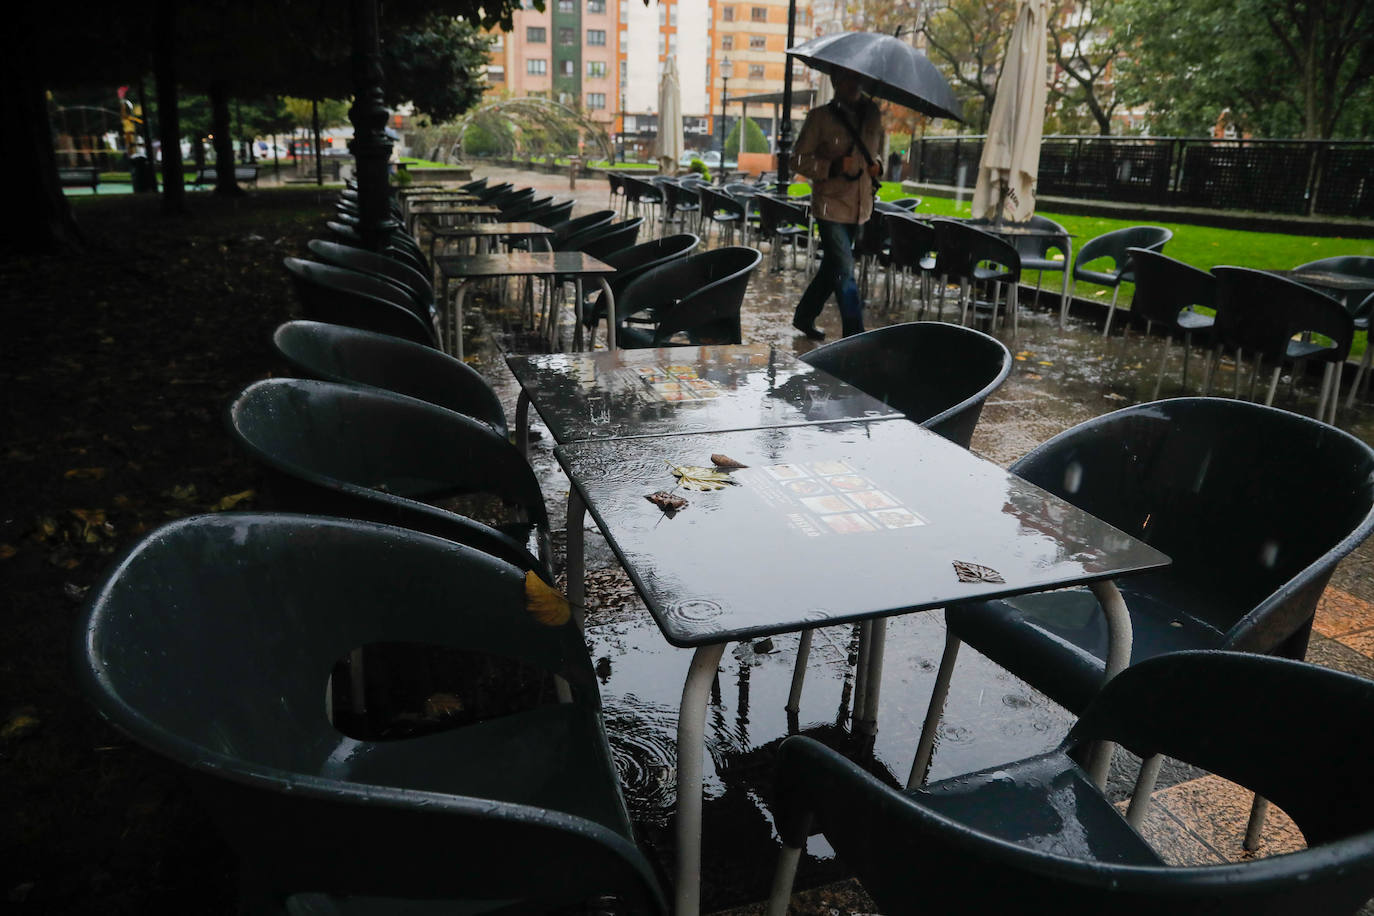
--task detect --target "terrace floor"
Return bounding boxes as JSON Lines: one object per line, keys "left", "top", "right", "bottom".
{"left": 445, "top": 167, "right": 1374, "bottom": 913}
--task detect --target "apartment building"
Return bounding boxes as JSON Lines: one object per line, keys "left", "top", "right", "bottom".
{"left": 486, "top": 0, "right": 619, "bottom": 133}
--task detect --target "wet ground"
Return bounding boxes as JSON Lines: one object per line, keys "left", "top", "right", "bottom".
{"left": 440, "top": 167, "right": 1374, "bottom": 913}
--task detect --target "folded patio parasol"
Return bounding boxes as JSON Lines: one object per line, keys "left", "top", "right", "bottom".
{"left": 786, "top": 31, "right": 963, "bottom": 122}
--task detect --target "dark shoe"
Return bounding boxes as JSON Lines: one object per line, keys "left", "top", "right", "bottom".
{"left": 792, "top": 319, "right": 825, "bottom": 341}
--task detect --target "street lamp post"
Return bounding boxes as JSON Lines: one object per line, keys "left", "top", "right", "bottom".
{"left": 717, "top": 57, "right": 732, "bottom": 184}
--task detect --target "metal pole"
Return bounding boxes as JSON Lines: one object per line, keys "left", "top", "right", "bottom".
{"left": 777, "top": 0, "right": 798, "bottom": 187}
{"left": 718, "top": 77, "right": 728, "bottom": 184}
{"left": 348, "top": 0, "right": 399, "bottom": 250}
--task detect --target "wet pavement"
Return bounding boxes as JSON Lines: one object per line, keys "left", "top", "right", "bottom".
{"left": 434, "top": 167, "right": 1374, "bottom": 913}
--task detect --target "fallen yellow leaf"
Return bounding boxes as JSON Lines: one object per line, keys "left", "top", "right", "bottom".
{"left": 210, "top": 490, "right": 255, "bottom": 512}
{"left": 64, "top": 467, "right": 106, "bottom": 480}
{"left": 525, "top": 570, "right": 571, "bottom": 626}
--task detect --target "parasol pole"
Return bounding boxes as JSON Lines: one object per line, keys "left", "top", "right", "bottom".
{"left": 777, "top": 0, "right": 798, "bottom": 187}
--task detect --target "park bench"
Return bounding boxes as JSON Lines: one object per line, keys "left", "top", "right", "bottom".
{"left": 58, "top": 167, "right": 100, "bottom": 192}
{"left": 193, "top": 165, "right": 260, "bottom": 187}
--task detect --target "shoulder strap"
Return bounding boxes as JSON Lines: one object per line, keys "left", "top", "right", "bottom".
{"left": 829, "top": 99, "right": 876, "bottom": 168}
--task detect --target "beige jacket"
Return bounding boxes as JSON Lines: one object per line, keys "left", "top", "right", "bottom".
{"left": 790, "top": 97, "right": 885, "bottom": 225}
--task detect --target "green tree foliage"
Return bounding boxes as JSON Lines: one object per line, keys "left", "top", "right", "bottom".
{"left": 1111, "top": 0, "right": 1374, "bottom": 138}
{"left": 381, "top": 14, "right": 495, "bottom": 123}
{"left": 916, "top": 0, "right": 1019, "bottom": 131}
{"left": 724, "top": 116, "right": 769, "bottom": 158}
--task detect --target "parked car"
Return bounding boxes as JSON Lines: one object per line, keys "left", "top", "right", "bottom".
{"left": 678, "top": 150, "right": 736, "bottom": 169}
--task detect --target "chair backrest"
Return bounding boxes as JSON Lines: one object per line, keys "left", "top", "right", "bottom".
{"left": 888, "top": 196, "right": 921, "bottom": 210}
{"left": 1075, "top": 225, "right": 1172, "bottom": 279}
{"left": 75, "top": 513, "right": 666, "bottom": 913}
{"left": 551, "top": 209, "right": 616, "bottom": 246}
{"left": 699, "top": 186, "right": 746, "bottom": 220}
{"left": 271, "top": 319, "right": 508, "bottom": 435}
{"left": 932, "top": 219, "right": 1020, "bottom": 282}
{"left": 754, "top": 194, "right": 809, "bottom": 239}
{"left": 324, "top": 221, "right": 430, "bottom": 276}
{"left": 459, "top": 177, "right": 488, "bottom": 193}
{"left": 605, "top": 171, "right": 626, "bottom": 196}
{"left": 621, "top": 175, "right": 662, "bottom": 204}
{"left": 799, "top": 322, "right": 1011, "bottom": 447}
{"left": 1294, "top": 256, "right": 1374, "bottom": 279}
{"left": 1212, "top": 266, "right": 1354, "bottom": 362}
{"left": 772, "top": 650, "right": 1374, "bottom": 914}
{"left": 500, "top": 193, "right": 552, "bottom": 221}
{"left": 1009, "top": 397, "right": 1374, "bottom": 649}
{"left": 600, "top": 233, "right": 702, "bottom": 298}
{"left": 307, "top": 239, "right": 433, "bottom": 308}
{"left": 227, "top": 378, "right": 550, "bottom": 569}
{"left": 1006, "top": 214, "right": 1070, "bottom": 261}
{"left": 563, "top": 217, "right": 644, "bottom": 257}
{"left": 474, "top": 181, "right": 514, "bottom": 203}
{"left": 283, "top": 257, "right": 438, "bottom": 348}
{"left": 885, "top": 214, "right": 937, "bottom": 272}
{"left": 1125, "top": 247, "right": 1216, "bottom": 329}
{"left": 617, "top": 247, "right": 762, "bottom": 346}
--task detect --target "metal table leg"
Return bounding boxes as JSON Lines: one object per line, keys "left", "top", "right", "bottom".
{"left": 565, "top": 491, "right": 586, "bottom": 628}
{"left": 675, "top": 641, "right": 728, "bottom": 916}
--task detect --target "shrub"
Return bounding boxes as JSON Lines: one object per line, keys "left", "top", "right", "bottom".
{"left": 688, "top": 157, "right": 711, "bottom": 182}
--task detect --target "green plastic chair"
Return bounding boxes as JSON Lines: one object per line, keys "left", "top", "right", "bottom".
{"left": 228, "top": 378, "right": 550, "bottom": 577}
{"left": 770, "top": 651, "right": 1374, "bottom": 916}
{"left": 75, "top": 513, "right": 667, "bottom": 914}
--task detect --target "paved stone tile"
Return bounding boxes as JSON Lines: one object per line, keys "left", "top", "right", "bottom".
{"left": 1314, "top": 586, "right": 1374, "bottom": 640}
{"left": 1149, "top": 774, "right": 1306, "bottom": 861}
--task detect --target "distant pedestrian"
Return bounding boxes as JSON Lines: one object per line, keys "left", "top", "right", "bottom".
{"left": 789, "top": 68, "right": 884, "bottom": 339}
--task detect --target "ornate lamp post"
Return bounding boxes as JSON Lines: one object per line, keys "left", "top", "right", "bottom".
{"left": 717, "top": 56, "right": 732, "bottom": 184}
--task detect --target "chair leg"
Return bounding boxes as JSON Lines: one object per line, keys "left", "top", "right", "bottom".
{"left": 1202, "top": 345, "right": 1221, "bottom": 395}
{"left": 1062, "top": 277, "right": 1077, "bottom": 327}
{"left": 1181, "top": 331, "right": 1193, "bottom": 391}
{"left": 1152, "top": 336, "right": 1171, "bottom": 400}
{"left": 852, "top": 620, "right": 873, "bottom": 726}
{"left": 1008, "top": 282, "right": 1020, "bottom": 336}
{"left": 1102, "top": 284, "right": 1121, "bottom": 337}
{"left": 908, "top": 629, "right": 961, "bottom": 788}
{"left": 1263, "top": 362, "right": 1281, "bottom": 406}
{"left": 1125, "top": 753, "right": 1166, "bottom": 828}
{"left": 1346, "top": 345, "right": 1372, "bottom": 409}
{"left": 785, "top": 629, "right": 814, "bottom": 715}
{"left": 766, "top": 839, "right": 806, "bottom": 916}
{"left": 1244, "top": 795, "right": 1271, "bottom": 851}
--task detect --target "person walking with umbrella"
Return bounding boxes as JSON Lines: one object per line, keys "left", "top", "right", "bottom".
{"left": 789, "top": 68, "right": 885, "bottom": 340}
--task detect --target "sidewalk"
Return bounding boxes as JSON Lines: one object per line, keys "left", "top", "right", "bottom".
{"left": 446, "top": 166, "right": 1374, "bottom": 913}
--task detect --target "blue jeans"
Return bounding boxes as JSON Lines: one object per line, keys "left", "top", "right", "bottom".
{"left": 795, "top": 219, "right": 863, "bottom": 326}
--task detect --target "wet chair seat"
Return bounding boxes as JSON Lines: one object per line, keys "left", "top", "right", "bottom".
{"left": 768, "top": 651, "right": 1374, "bottom": 915}
{"left": 74, "top": 513, "right": 667, "bottom": 914}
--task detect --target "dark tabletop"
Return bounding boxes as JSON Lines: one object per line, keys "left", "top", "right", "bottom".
{"left": 963, "top": 219, "right": 1076, "bottom": 239}
{"left": 435, "top": 250, "right": 616, "bottom": 280}
{"left": 416, "top": 205, "right": 501, "bottom": 218}
{"left": 507, "top": 344, "right": 903, "bottom": 443}
{"left": 557, "top": 421, "right": 1170, "bottom": 647}
{"left": 430, "top": 221, "right": 555, "bottom": 239}
{"left": 1271, "top": 269, "right": 1374, "bottom": 293}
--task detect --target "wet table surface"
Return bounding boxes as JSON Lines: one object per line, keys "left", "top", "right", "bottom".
{"left": 556, "top": 419, "right": 1171, "bottom": 648}
{"left": 416, "top": 205, "right": 501, "bottom": 219}
{"left": 506, "top": 344, "right": 903, "bottom": 444}
{"left": 434, "top": 250, "right": 615, "bottom": 281}
{"left": 1269, "top": 268, "right": 1374, "bottom": 293}
{"left": 428, "top": 221, "right": 554, "bottom": 239}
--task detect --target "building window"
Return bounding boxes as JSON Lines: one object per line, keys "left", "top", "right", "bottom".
{"left": 560, "top": 59, "right": 575, "bottom": 76}
{"left": 749, "top": 35, "right": 766, "bottom": 50}
{"left": 492, "top": 34, "right": 504, "bottom": 50}
{"left": 620, "top": 29, "right": 628, "bottom": 49}
{"left": 587, "top": 60, "right": 607, "bottom": 78}
{"left": 668, "top": 34, "right": 677, "bottom": 54}
{"left": 620, "top": 60, "right": 627, "bottom": 78}
{"left": 670, "top": 7, "right": 677, "bottom": 25}
{"left": 749, "top": 64, "right": 764, "bottom": 79}
{"left": 587, "top": 28, "right": 606, "bottom": 45}
{"left": 587, "top": 0, "right": 605, "bottom": 11}
{"left": 558, "top": 27, "right": 574, "bottom": 43}
{"left": 722, "top": 6, "right": 734, "bottom": 21}
{"left": 557, "top": 0, "right": 573, "bottom": 11}
{"left": 620, "top": 3, "right": 628, "bottom": 21}
{"left": 751, "top": 6, "right": 767, "bottom": 21}
{"left": 657, "top": 34, "right": 665, "bottom": 54}
{"left": 587, "top": 92, "right": 607, "bottom": 109}
{"left": 527, "top": 26, "right": 546, "bottom": 42}
{"left": 488, "top": 65, "right": 505, "bottom": 82}
{"left": 658, "top": 5, "right": 666, "bottom": 25}
{"left": 527, "top": 59, "right": 547, "bottom": 75}
{"left": 721, "top": 34, "right": 734, "bottom": 50}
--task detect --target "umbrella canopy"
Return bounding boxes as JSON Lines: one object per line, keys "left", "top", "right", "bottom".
{"left": 786, "top": 32, "right": 962, "bottom": 122}
{"left": 655, "top": 56, "right": 685, "bottom": 174}
{"left": 972, "top": 0, "right": 1049, "bottom": 223}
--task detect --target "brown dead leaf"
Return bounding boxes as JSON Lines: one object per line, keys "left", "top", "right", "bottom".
{"left": 953, "top": 560, "right": 1005, "bottom": 584}
{"left": 1, "top": 707, "right": 41, "bottom": 741}
{"left": 63, "top": 467, "right": 106, "bottom": 480}
{"left": 0, "top": 544, "right": 16, "bottom": 560}
{"left": 646, "top": 491, "right": 689, "bottom": 512}
{"left": 422, "top": 693, "right": 465, "bottom": 718}
{"left": 524, "top": 570, "right": 571, "bottom": 626}
{"left": 165, "top": 484, "right": 197, "bottom": 502}
{"left": 710, "top": 453, "right": 748, "bottom": 469}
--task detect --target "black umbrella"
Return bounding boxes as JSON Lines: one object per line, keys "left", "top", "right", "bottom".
{"left": 786, "top": 32, "right": 963, "bottom": 122}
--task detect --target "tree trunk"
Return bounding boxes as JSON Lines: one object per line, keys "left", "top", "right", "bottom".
{"left": 210, "top": 82, "right": 242, "bottom": 196}
{"left": 1, "top": 23, "right": 82, "bottom": 253}
{"left": 137, "top": 77, "right": 159, "bottom": 193}
{"left": 313, "top": 98, "right": 323, "bottom": 186}
{"left": 155, "top": 0, "right": 186, "bottom": 214}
